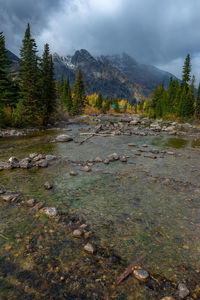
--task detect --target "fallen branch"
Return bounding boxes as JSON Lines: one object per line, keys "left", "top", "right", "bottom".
{"left": 116, "top": 255, "right": 145, "bottom": 286}
{"left": 79, "top": 134, "right": 95, "bottom": 145}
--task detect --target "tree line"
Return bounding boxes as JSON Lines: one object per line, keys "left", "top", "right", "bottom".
{"left": 146, "top": 54, "right": 200, "bottom": 120}
{"left": 0, "top": 24, "right": 87, "bottom": 127}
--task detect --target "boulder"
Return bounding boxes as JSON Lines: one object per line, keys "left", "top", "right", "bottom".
{"left": 0, "top": 161, "right": 12, "bottom": 170}
{"left": 54, "top": 135, "right": 73, "bottom": 142}
{"left": 8, "top": 157, "right": 19, "bottom": 168}
{"left": 35, "top": 159, "right": 48, "bottom": 168}
{"left": 19, "top": 158, "right": 32, "bottom": 169}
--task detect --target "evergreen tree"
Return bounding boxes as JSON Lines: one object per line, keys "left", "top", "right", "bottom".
{"left": 151, "top": 83, "right": 165, "bottom": 118}
{"left": 0, "top": 32, "right": 14, "bottom": 107}
{"left": 19, "top": 23, "right": 40, "bottom": 124}
{"left": 196, "top": 83, "right": 200, "bottom": 119}
{"left": 40, "top": 44, "right": 56, "bottom": 124}
{"left": 182, "top": 54, "right": 191, "bottom": 86}
{"left": 71, "top": 70, "right": 86, "bottom": 115}
{"left": 96, "top": 91, "right": 103, "bottom": 110}
{"left": 65, "top": 75, "right": 72, "bottom": 113}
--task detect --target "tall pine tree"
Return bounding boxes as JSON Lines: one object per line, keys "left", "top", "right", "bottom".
{"left": 40, "top": 44, "right": 57, "bottom": 125}
{"left": 196, "top": 83, "right": 200, "bottom": 119}
{"left": 19, "top": 23, "right": 40, "bottom": 124}
{"left": 71, "top": 70, "right": 86, "bottom": 115}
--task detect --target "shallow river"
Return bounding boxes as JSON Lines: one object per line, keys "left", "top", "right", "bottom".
{"left": 0, "top": 121, "right": 200, "bottom": 299}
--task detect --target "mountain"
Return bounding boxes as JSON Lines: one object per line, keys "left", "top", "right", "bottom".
{"left": 53, "top": 49, "right": 177, "bottom": 100}
{"left": 6, "top": 50, "right": 20, "bottom": 79}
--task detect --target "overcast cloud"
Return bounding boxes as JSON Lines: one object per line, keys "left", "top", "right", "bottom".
{"left": 0, "top": 0, "right": 200, "bottom": 82}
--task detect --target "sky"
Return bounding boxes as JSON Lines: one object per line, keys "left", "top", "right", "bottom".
{"left": 0, "top": 0, "right": 200, "bottom": 82}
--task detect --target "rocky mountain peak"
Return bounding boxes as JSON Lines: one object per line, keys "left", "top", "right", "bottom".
{"left": 71, "top": 49, "right": 97, "bottom": 65}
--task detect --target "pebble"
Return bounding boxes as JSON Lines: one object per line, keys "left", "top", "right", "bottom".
{"left": 79, "top": 224, "right": 88, "bottom": 229}
{"left": 142, "top": 144, "right": 148, "bottom": 147}
{"left": 26, "top": 199, "right": 36, "bottom": 207}
{"left": 167, "top": 151, "right": 175, "bottom": 155}
{"left": 43, "top": 207, "right": 58, "bottom": 217}
{"left": 84, "top": 243, "right": 95, "bottom": 254}
{"left": 178, "top": 283, "right": 190, "bottom": 299}
{"left": 108, "top": 153, "right": 119, "bottom": 161}
{"left": 84, "top": 231, "right": 92, "bottom": 239}
{"left": 95, "top": 157, "right": 103, "bottom": 163}
{"left": 120, "top": 156, "right": 127, "bottom": 162}
{"left": 44, "top": 182, "right": 53, "bottom": 190}
{"left": 103, "top": 159, "right": 110, "bottom": 164}
{"left": 73, "top": 229, "right": 82, "bottom": 238}
{"left": 128, "top": 143, "right": 137, "bottom": 147}
{"left": 29, "top": 153, "right": 38, "bottom": 159}
{"left": 133, "top": 269, "right": 149, "bottom": 282}
{"left": 70, "top": 170, "right": 78, "bottom": 176}
{"left": 161, "top": 297, "right": 175, "bottom": 300}
{"left": 81, "top": 166, "right": 91, "bottom": 172}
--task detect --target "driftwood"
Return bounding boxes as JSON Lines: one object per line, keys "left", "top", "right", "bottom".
{"left": 79, "top": 134, "right": 95, "bottom": 145}
{"left": 116, "top": 255, "right": 145, "bottom": 286}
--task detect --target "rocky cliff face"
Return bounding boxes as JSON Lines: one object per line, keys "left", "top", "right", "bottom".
{"left": 53, "top": 49, "right": 176, "bottom": 100}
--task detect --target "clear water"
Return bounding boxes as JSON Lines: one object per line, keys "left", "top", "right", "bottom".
{"left": 0, "top": 125, "right": 200, "bottom": 299}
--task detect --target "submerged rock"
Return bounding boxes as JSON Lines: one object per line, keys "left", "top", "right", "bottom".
{"left": 133, "top": 269, "right": 149, "bottom": 282}
{"left": 103, "top": 159, "right": 110, "bottom": 165}
{"left": 73, "top": 229, "right": 82, "bottom": 238}
{"left": 81, "top": 166, "right": 91, "bottom": 172}
{"left": 70, "top": 170, "right": 78, "bottom": 176}
{"left": 178, "top": 283, "right": 190, "bottom": 299}
{"left": 44, "top": 207, "right": 58, "bottom": 217}
{"left": 108, "top": 153, "right": 119, "bottom": 161}
{"left": 0, "top": 186, "right": 6, "bottom": 194}
{"left": 26, "top": 199, "right": 36, "bottom": 207}
{"left": 95, "top": 157, "right": 103, "bottom": 163}
{"left": 44, "top": 182, "right": 53, "bottom": 190}
{"left": 45, "top": 155, "right": 57, "bottom": 161}
{"left": 120, "top": 156, "right": 127, "bottom": 162}
{"left": 84, "top": 243, "right": 95, "bottom": 254}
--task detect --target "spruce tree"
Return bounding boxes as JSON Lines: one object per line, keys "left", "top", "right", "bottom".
{"left": 96, "top": 91, "right": 103, "bottom": 110}
{"left": 65, "top": 75, "right": 72, "bottom": 113}
{"left": 71, "top": 70, "right": 86, "bottom": 115}
{"left": 19, "top": 23, "right": 40, "bottom": 124}
{"left": 0, "top": 32, "right": 13, "bottom": 107}
{"left": 40, "top": 44, "right": 56, "bottom": 124}
{"left": 196, "top": 83, "right": 200, "bottom": 119}
{"left": 182, "top": 54, "right": 191, "bottom": 86}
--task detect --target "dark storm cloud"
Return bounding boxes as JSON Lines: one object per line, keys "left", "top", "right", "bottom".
{"left": 0, "top": 0, "right": 66, "bottom": 54}
{"left": 1, "top": 0, "right": 200, "bottom": 80}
